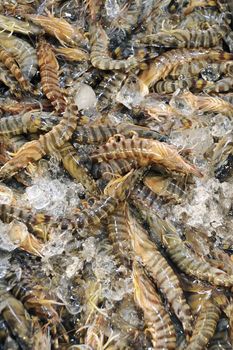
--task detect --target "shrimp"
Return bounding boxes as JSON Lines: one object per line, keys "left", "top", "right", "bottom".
{"left": 146, "top": 214, "right": 233, "bottom": 287}
{"left": 0, "top": 47, "right": 33, "bottom": 93}
{"left": 7, "top": 220, "right": 43, "bottom": 256}
{"left": 0, "top": 102, "right": 79, "bottom": 179}
{"left": 37, "top": 38, "right": 67, "bottom": 113}
{"left": 91, "top": 134, "right": 203, "bottom": 177}
{"left": 0, "top": 203, "right": 51, "bottom": 225}
{"left": 90, "top": 24, "right": 138, "bottom": 71}
{"left": 139, "top": 48, "right": 233, "bottom": 87}
{"left": 143, "top": 173, "right": 187, "bottom": 202}
{"left": 0, "top": 111, "right": 58, "bottom": 136}
{"left": 70, "top": 169, "right": 143, "bottom": 231}
{"left": 26, "top": 13, "right": 87, "bottom": 48}
{"left": 186, "top": 298, "right": 221, "bottom": 350}
{"left": 0, "top": 14, "right": 42, "bottom": 35}
{"left": 0, "top": 32, "right": 38, "bottom": 79}
{"left": 127, "top": 210, "right": 193, "bottom": 334}
{"left": 59, "top": 141, "right": 99, "bottom": 195}
{"left": 133, "top": 261, "right": 176, "bottom": 349}
{"left": 55, "top": 47, "right": 89, "bottom": 61}
{"left": 140, "top": 23, "right": 230, "bottom": 48}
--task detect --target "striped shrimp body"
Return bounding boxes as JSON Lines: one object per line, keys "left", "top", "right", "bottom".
{"left": 139, "top": 49, "right": 233, "bottom": 87}
{"left": 147, "top": 214, "right": 233, "bottom": 287}
{"left": 107, "top": 204, "right": 131, "bottom": 264}
{"left": 140, "top": 23, "right": 230, "bottom": 48}
{"left": 170, "top": 90, "right": 233, "bottom": 117}
{"left": 0, "top": 32, "right": 38, "bottom": 79}
{"left": 0, "top": 111, "right": 58, "bottom": 137}
{"left": 195, "top": 94, "right": 233, "bottom": 116}
{"left": 73, "top": 123, "right": 166, "bottom": 145}
{"left": 186, "top": 298, "right": 221, "bottom": 350}
{"left": 55, "top": 47, "right": 89, "bottom": 62}
{"left": 0, "top": 203, "right": 51, "bottom": 226}
{"left": 0, "top": 103, "right": 79, "bottom": 179}
{"left": 59, "top": 142, "right": 99, "bottom": 195}
{"left": 133, "top": 261, "right": 176, "bottom": 349}
{"left": 92, "top": 159, "right": 138, "bottom": 182}
{"left": 37, "top": 38, "right": 67, "bottom": 113}
{"left": 130, "top": 184, "right": 161, "bottom": 210}
{"left": 155, "top": 77, "right": 214, "bottom": 94}
{"left": 0, "top": 61, "right": 20, "bottom": 96}
{"left": 169, "top": 60, "right": 233, "bottom": 80}
{"left": 90, "top": 24, "right": 138, "bottom": 71}
{"left": 0, "top": 279, "right": 33, "bottom": 350}
{"left": 92, "top": 134, "right": 203, "bottom": 177}
{"left": 73, "top": 169, "right": 143, "bottom": 230}
{"left": 0, "top": 48, "right": 33, "bottom": 93}
{"left": 127, "top": 210, "right": 193, "bottom": 334}
{"left": 96, "top": 72, "right": 127, "bottom": 110}
{"left": 72, "top": 125, "right": 118, "bottom": 144}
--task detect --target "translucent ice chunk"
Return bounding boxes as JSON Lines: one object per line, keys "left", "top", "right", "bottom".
{"left": 170, "top": 127, "right": 213, "bottom": 157}
{"left": 170, "top": 90, "right": 196, "bottom": 116}
{"left": 116, "top": 76, "right": 148, "bottom": 109}
{"left": 74, "top": 83, "right": 97, "bottom": 110}
{"left": 82, "top": 237, "right": 97, "bottom": 262}
{"left": 26, "top": 179, "right": 67, "bottom": 216}
{"left": 105, "top": 0, "right": 120, "bottom": 18}
{"left": 26, "top": 183, "right": 50, "bottom": 210}
{"left": 66, "top": 257, "right": 83, "bottom": 278}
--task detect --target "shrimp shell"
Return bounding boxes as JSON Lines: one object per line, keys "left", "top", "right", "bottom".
{"left": 92, "top": 134, "right": 203, "bottom": 177}
{"left": 0, "top": 47, "right": 33, "bottom": 93}
{"left": 0, "top": 111, "right": 58, "bottom": 136}
{"left": 0, "top": 103, "right": 79, "bottom": 179}
{"left": 133, "top": 261, "right": 176, "bottom": 349}
{"left": 90, "top": 24, "right": 138, "bottom": 71}
{"left": 37, "top": 38, "right": 67, "bottom": 113}
{"left": 186, "top": 299, "right": 221, "bottom": 350}
{"left": 127, "top": 210, "right": 193, "bottom": 334}
{"left": 139, "top": 48, "right": 233, "bottom": 87}
{"left": 0, "top": 32, "right": 38, "bottom": 79}
{"left": 59, "top": 142, "right": 99, "bottom": 195}
{"left": 147, "top": 215, "right": 233, "bottom": 287}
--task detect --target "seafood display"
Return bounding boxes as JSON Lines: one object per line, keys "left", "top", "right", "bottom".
{"left": 0, "top": 1, "right": 232, "bottom": 349}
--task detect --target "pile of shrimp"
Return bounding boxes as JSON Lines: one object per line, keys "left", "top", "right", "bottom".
{"left": 0, "top": 0, "right": 233, "bottom": 349}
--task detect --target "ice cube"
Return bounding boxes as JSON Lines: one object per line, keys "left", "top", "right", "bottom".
{"left": 74, "top": 83, "right": 97, "bottom": 110}
{"left": 105, "top": 0, "right": 120, "bottom": 18}
{"left": 26, "top": 183, "right": 50, "bottom": 210}
{"left": 116, "top": 76, "right": 148, "bottom": 109}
